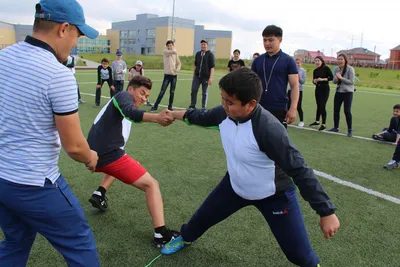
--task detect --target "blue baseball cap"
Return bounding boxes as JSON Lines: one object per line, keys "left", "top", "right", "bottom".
{"left": 34, "top": 0, "right": 99, "bottom": 39}
{"left": 116, "top": 51, "right": 122, "bottom": 56}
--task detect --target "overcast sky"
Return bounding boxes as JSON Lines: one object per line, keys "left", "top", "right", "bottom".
{"left": 1, "top": 0, "right": 399, "bottom": 59}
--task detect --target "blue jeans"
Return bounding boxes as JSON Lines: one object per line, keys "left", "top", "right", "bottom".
{"left": 0, "top": 175, "right": 99, "bottom": 267}
{"left": 190, "top": 75, "right": 208, "bottom": 109}
{"left": 181, "top": 173, "right": 320, "bottom": 267}
{"left": 153, "top": 74, "right": 177, "bottom": 109}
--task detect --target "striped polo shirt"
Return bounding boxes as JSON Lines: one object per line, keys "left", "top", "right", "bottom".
{"left": 0, "top": 36, "right": 79, "bottom": 187}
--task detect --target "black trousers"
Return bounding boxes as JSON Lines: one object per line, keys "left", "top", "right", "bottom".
{"left": 287, "top": 90, "right": 304, "bottom": 121}
{"left": 315, "top": 87, "right": 330, "bottom": 124}
{"left": 333, "top": 92, "right": 353, "bottom": 131}
{"left": 95, "top": 79, "right": 113, "bottom": 105}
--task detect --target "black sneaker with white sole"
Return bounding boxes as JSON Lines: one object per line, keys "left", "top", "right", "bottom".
{"left": 89, "top": 191, "right": 108, "bottom": 212}
{"left": 152, "top": 230, "right": 180, "bottom": 248}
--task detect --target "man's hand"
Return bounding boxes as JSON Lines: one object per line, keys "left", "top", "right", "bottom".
{"left": 157, "top": 109, "right": 175, "bottom": 126}
{"left": 86, "top": 150, "right": 98, "bottom": 172}
{"left": 320, "top": 214, "right": 340, "bottom": 239}
{"left": 96, "top": 85, "right": 101, "bottom": 89}
{"left": 208, "top": 78, "right": 213, "bottom": 86}
{"left": 111, "top": 85, "right": 115, "bottom": 91}
{"left": 286, "top": 108, "right": 297, "bottom": 124}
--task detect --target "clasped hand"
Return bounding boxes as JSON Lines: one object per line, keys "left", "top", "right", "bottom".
{"left": 157, "top": 109, "right": 175, "bottom": 126}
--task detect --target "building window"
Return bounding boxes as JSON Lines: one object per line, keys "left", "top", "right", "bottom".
{"left": 147, "top": 29, "right": 156, "bottom": 38}
{"left": 128, "top": 30, "right": 136, "bottom": 38}
{"left": 120, "top": 31, "right": 129, "bottom": 38}
{"left": 209, "top": 46, "right": 216, "bottom": 54}
{"left": 128, "top": 39, "right": 136, "bottom": 46}
{"left": 146, "top": 38, "right": 155, "bottom": 47}
{"left": 146, "top": 47, "right": 155, "bottom": 55}
{"left": 204, "top": 38, "right": 216, "bottom": 45}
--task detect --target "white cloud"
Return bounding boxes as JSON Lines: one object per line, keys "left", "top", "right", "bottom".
{"left": 0, "top": 0, "right": 398, "bottom": 59}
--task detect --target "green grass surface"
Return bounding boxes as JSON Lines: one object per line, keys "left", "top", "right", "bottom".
{"left": 2, "top": 69, "right": 400, "bottom": 267}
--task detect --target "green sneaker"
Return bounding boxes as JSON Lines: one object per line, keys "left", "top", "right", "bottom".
{"left": 161, "top": 235, "right": 191, "bottom": 255}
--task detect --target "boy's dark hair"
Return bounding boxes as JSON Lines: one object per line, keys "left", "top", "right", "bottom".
{"left": 393, "top": 104, "right": 400, "bottom": 110}
{"left": 262, "top": 25, "right": 283, "bottom": 38}
{"left": 166, "top": 40, "right": 174, "bottom": 46}
{"left": 219, "top": 68, "right": 262, "bottom": 105}
{"left": 253, "top": 52, "right": 260, "bottom": 56}
{"left": 127, "top": 75, "right": 152, "bottom": 90}
{"left": 101, "top": 58, "right": 109, "bottom": 63}
{"left": 233, "top": 49, "right": 240, "bottom": 54}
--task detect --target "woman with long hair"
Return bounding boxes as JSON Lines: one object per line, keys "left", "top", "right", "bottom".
{"left": 329, "top": 54, "right": 355, "bottom": 136}
{"left": 309, "top": 56, "right": 333, "bottom": 131}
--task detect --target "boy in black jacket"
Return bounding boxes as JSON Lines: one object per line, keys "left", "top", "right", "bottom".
{"left": 95, "top": 58, "right": 114, "bottom": 107}
{"left": 189, "top": 40, "right": 215, "bottom": 109}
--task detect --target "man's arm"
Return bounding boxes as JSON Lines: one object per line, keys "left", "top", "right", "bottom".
{"left": 171, "top": 105, "right": 226, "bottom": 128}
{"left": 164, "top": 49, "right": 176, "bottom": 56}
{"left": 55, "top": 113, "right": 97, "bottom": 170}
{"left": 50, "top": 68, "right": 97, "bottom": 170}
{"left": 176, "top": 55, "right": 182, "bottom": 72}
{"left": 123, "top": 61, "right": 127, "bottom": 73}
{"left": 288, "top": 74, "right": 299, "bottom": 109}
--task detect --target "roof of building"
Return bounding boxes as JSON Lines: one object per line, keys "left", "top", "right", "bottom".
{"left": 338, "top": 47, "right": 380, "bottom": 56}
{"left": 391, "top": 45, "right": 400, "bottom": 51}
{"left": 308, "top": 51, "right": 325, "bottom": 58}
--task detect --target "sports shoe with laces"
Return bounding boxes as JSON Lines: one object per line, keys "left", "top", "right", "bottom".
{"left": 384, "top": 160, "right": 399, "bottom": 169}
{"left": 152, "top": 229, "right": 180, "bottom": 248}
{"left": 161, "top": 235, "right": 192, "bottom": 255}
{"left": 89, "top": 191, "right": 108, "bottom": 212}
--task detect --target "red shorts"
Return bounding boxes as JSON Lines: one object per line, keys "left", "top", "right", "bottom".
{"left": 95, "top": 154, "right": 147, "bottom": 184}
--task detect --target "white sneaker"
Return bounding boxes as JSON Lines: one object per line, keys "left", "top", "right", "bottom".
{"left": 298, "top": 121, "right": 304, "bottom": 127}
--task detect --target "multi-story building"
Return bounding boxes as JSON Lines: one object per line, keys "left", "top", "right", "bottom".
{"left": 1, "top": 14, "right": 232, "bottom": 58}
{"left": 111, "top": 14, "right": 232, "bottom": 58}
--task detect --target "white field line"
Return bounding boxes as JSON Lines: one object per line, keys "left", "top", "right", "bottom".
{"left": 80, "top": 92, "right": 400, "bottom": 205}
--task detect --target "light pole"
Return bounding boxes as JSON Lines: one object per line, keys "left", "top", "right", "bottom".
{"left": 171, "top": 0, "right": 175, "bottom": 41}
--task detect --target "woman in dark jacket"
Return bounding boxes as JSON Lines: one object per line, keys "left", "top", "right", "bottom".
{"left": 309, "top": 56, "right": 333, "bottom": 131}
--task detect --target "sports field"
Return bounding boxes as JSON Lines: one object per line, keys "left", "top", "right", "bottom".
{"left": 3, "top": 69, "right": 400, "bottom": 266}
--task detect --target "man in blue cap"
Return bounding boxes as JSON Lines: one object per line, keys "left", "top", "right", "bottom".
{"left": 0, "top": 1, "right": 100, "bottom": 266}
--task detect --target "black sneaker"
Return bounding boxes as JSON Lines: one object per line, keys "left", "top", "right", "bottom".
{"left": 89, "top": 191, "right": 108, "bottom": 212}
{"left": 152, "top": 229, "right": 180, "bottom": 248}
{"left": 372, "top": 134, "right": 384, "bottom": 141}
{"left": 328, "top": 127, "right": 339, "bottom": 132}
{"left": 309, "top": 121, "right": 319, "bottom": 127}
{"left": 318, "top": 125, "right": 326, "bottom": 131}
{"left": 168, "top": 106, "right": 173, "bottom": 111}
{"left": 149, "top": 107, "right": 158, "bottom": 113}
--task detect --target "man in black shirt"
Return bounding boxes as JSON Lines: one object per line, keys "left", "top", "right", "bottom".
{"left": 189, "top": 40, "right": 215, "bottom": 109}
